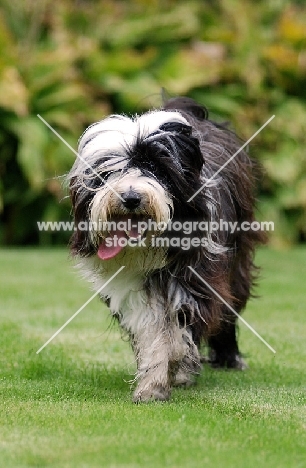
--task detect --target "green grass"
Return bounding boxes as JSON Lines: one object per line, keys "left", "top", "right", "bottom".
{"left": 0, "top": 247, "right": 305, "bottom": 468}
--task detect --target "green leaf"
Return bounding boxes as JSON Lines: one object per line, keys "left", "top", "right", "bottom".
{"left": 12, "top": 116, "right": 49, "bottom": 191}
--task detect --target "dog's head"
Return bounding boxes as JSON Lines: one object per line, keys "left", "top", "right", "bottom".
{"left": 68, "top": 105, "right": 210, "bottom": 261}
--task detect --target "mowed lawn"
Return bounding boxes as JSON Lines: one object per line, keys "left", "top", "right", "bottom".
{"left": 0, "top": 247, "right": 305, "bottom": 468}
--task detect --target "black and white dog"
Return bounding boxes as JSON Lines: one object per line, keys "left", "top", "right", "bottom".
{"left": 68, "top": 97, "right": 264, "bottom": 402}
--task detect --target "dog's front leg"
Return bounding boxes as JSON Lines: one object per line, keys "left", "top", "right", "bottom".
{"left": 131, "top": 318, "right": 186, "bottom": 403}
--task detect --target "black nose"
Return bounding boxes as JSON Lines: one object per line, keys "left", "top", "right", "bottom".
{"left": 121, "top": 190, "right": 141, "bottom": 210}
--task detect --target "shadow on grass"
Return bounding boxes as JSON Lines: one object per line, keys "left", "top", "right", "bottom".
{"left": 1, "top": 322, "right": 131, "bottom": 401}
{"left": 20, "top": 351, "right": 132, "bottom": 401}
{"left": 2, "top": 321, "right": 303, "bottom": 405}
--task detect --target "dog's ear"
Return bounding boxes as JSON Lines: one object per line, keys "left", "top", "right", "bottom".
{"left": 163, "top": 97, "right": 208, "bottom": 121}
{"left": 159, "top": 121, "right": 192, "bottom": 136}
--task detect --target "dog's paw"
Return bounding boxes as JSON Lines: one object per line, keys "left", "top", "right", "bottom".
{"left": 173, "top": 370, "right": 196, "bottom": 387}
{"left": 208, "top": 350, "right": 248, "bottom": 370}
{"left": 133, "top": 385, "right": 170, "bottom": 403}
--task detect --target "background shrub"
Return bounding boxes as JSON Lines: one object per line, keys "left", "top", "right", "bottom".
{"left": 0, "top": 0, "right": 305, "bottom": 246}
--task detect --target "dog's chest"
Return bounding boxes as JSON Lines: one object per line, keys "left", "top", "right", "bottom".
{"left": 77, "top": 247, "right": 167, "bottom": 325}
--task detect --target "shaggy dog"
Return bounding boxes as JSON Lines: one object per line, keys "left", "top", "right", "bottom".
{"left": 68, "top": 97, "right": 264, "bottom": 402}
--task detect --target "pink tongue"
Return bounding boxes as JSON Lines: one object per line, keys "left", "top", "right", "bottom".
{"left": 97, "top": 218, "right": 144, "bottom": 260}
{"left": 97, "top": 230, "right": 125, "bottom": 260}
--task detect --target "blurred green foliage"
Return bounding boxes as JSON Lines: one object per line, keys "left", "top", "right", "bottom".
{"left": 0, "top": 0, "right": 305, "bottom": 246}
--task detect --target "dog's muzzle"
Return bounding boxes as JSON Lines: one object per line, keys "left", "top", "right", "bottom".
{"left": 89, "top": 174, "right": 173, "bottom": 260}
{"left": 97, "top": 190, "right": 147, "bottom": 261}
